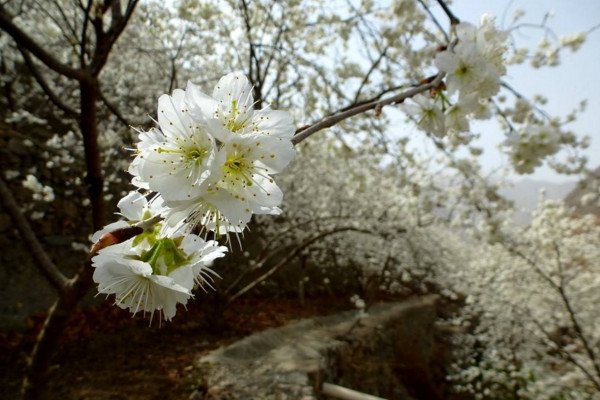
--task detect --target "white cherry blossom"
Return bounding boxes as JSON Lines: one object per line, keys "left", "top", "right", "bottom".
{"left": 129, "top": 89, "right": 217, "bottom": 201}
{"left": 92, "top": 231, "right": 227, "bottom": 321}
{"left": 92, "top": 239, "right": 192, "bottom": 322}
{"left": 400, "top": 93, "right": 445, "bottom": 137}
{"left": 185, "top": 73, "right": 295, "bottom": 140}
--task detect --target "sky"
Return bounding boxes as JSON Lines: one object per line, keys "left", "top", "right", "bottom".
{"left": 398, "top": 0, "right": 600, "bottom": 183}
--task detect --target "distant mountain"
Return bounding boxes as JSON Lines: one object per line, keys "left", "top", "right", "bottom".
{"left": 498, "top": 179, "right": 576, "bottom": 225}
{"left": 564, "top": 167, "right": 600, "bottom": 217}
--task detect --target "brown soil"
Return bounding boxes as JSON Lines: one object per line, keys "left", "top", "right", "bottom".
{"left": 0, "top": 295, "right": 352, "bottom": 400}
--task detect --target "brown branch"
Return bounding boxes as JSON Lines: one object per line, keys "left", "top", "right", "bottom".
{"left": 352, "top": 46, "right": 388, "bottom": 104}
{"left": 17, "top": 46, "right": 79, "bottom": 117}
{"left": 88, "top": 0, "right": 139, "bottom": 76}
{"left": 79, "top": 0, "right": 92, "bottom": 67}
{"left": 417, "top": 0, "right": 449, "bottom": 42}
{"left": 0, "top": 4, "right": 84, "bottom": 80}
{"left": 260, "top": 12, "right": 285, "bottom": 85}
{"left": 292, "top": 73, "right": 445, "bottom": 145}
{"left": 0, "top": 176, "right": 69, "bottom": 291}
{"left": 111, "top": 0, "right": 123, "bottom": 21}
{"left": 240, "top": 0, "right": 263, "bottom": 106}
{"left": 167, "top": 29, "right": 188, "bottom": 94}
{"left": 339, "top": 84, "right": 406, "bottom": 112}
{"left": 435, "top": 0, "right": 460, "bottom": 25}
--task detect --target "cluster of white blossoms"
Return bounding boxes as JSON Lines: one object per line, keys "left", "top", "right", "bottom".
{"left": 22, "top": 174, "right": 55, "bottom": 202}
{"left": 91, "top": 73, "right": 296, "bottom": 321}
{"left": 129, "top": 73, "right": 296, "bottom": 237}
{"left": 435, "top": 16, "right": 508, "bottom": 100}
{"left": 401, "top": 16, "right": 508, "bottom": 141}
{"left": 92, "top": 192, "right": 227, "bottom": 321}
{"left": 503, "top": 122, "right": 562, "bottom": 174}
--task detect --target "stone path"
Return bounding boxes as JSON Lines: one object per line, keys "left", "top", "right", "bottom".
{"left": 192, "top": 295, "right": 440, "bottom": 400}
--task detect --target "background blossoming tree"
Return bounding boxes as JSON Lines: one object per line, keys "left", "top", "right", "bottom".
{"left": 0, "top": 0, "right": 599, "bottom": 399}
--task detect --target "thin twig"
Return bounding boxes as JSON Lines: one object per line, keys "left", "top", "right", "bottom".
{"left": 353, "top": 46, "right": 388, "bottom": 104}
{"left": 435, "top": 0, "right": 460, "bottom": 25}
{"left": 417, "top": 0, "right": 449, "bottom": 42}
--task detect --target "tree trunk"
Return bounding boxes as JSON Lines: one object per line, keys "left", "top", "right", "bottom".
{"left": 20, "top": 266, "right": 94, "bottom": 400}
{"left": 21, "top": 78, "right": 105, "bottom": 400}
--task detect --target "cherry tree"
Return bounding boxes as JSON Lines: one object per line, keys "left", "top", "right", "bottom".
{"left": 0, "top": 0, "right": 598, "bottom": 399}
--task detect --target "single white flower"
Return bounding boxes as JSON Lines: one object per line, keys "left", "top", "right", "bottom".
{"left": 209, "top": 131, "right": 293, "bottom": 205}
{"left": 435, "top": 43, "right": 488, "bottom": 96}
{"left": 400, "top": 94, "right": 446, "bottom": 137}
{"left": 92, "top": 239, "right": 192, "bottom": 322}
{"left": 185, "top": 73, "right": 295, "bottom": 141}
{"left": 129, "top": 89, "right": 217, "bottom": 201}
{"left": 92, "top": 231, "right": 227, "bottom": 321}
{"left": 436, "top": 20, "right": 507, "bottom": 99}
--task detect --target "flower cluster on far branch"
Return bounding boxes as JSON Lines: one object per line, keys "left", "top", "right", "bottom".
{"left": 401, "top": 16, "right": 507, "bottom": 145}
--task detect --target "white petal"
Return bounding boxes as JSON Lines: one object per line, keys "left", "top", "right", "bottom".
{"left": 212, "top": 72, "right": 254, "bottom": 111}
{"left": 117, "top": 191, "right": 148, "bottom": 221}
{"left": 209, "top": 189, "right": 253, "bottom": 227}
{"left": 147, "top": 275, "right": 191, "bottom": 320}
{"left": 185, "top": 80, "right": 218, "bottom": 120}
{"left": 247, "top": 175, "right": 283, "bottom": 207}
{"left": 252, "top": 110, "right": 295, "bottom": 139}
{"left": 253, "top": 137, "right": 296, "bottom": 173}
{"left": 168, "top": 266, "right": 196, "bottom": 290}
{"left": 158, "top": 90, "right": 193, "bottom": 140}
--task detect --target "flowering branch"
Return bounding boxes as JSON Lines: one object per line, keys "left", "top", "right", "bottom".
{"left": 553, "top": 242, "right": 600, "bottom": 380}
{"left": 530, "top": 315, "right": 600, "bottom": 391}
{"left": 292, "top": 73, "right": 445, "bottom": 145}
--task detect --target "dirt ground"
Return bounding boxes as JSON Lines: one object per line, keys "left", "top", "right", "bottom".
{"left": 0, "top": 295, "right": 353, "bottom": 400}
